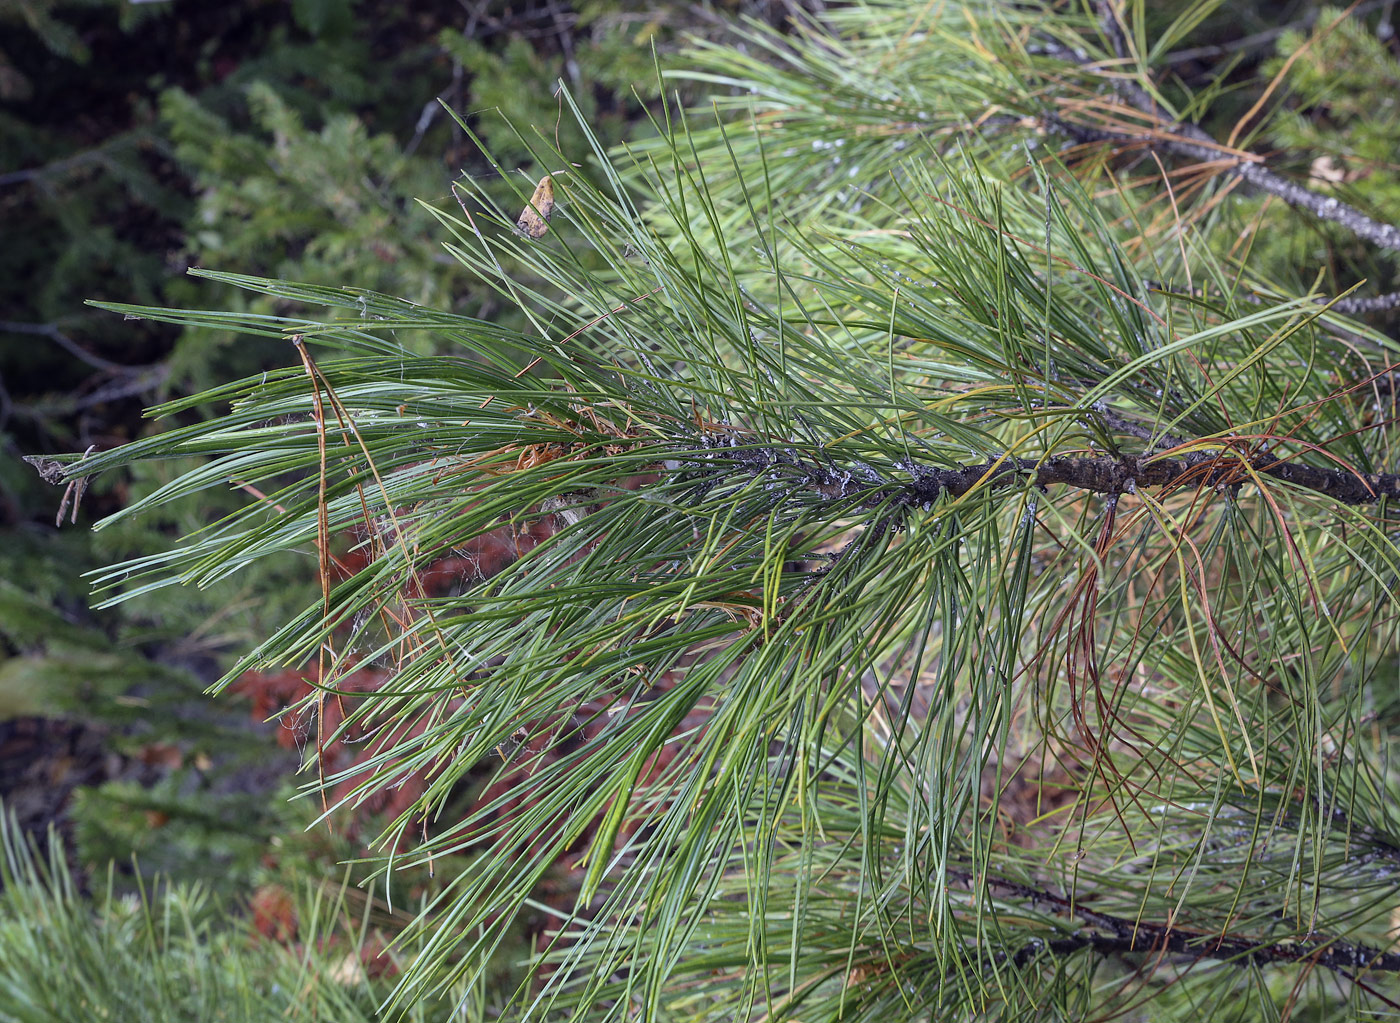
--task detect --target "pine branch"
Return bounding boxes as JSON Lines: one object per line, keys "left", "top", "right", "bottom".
{"left": 1038, "top": 43, "right": 1400, "bottom": 254}
{"left": 710, "top": 440, "right": 1400, "bottom": 509}
{"left": 1012, "top": 930, "right": 1400, "bottom": 976}
{"left": 76, "top": 10, "right": 1400, "bottom": 1015}
{"left": 1332, "top": 290, "right": 1400, "bottom": 316}
{"left": 966, "top": 872, "right": 1400, "bottom": 976}
{"left": 1145, "top": 279, "right": 1400, "bottom": 319}
{"left": 1311, "top": 781, "right": 1400, "bottom": 868}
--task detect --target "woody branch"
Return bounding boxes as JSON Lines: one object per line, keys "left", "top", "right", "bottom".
{"left": 698, "top": 440, "right": 1400, "bottom": 508}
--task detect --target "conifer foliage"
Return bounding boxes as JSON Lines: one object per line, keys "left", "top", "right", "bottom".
{"left": 61, "top": 1, "right": 1400, "bottom": 1018}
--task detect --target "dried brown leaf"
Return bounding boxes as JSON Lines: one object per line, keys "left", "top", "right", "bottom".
{"left": 516, "top": 174, "right": 555, "bottom": 239}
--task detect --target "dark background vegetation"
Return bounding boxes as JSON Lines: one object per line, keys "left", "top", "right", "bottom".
{"left": 1, "top": 0, "right": 1398, "bottom": 1003}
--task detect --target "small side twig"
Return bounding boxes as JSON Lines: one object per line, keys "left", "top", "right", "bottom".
{"left": 0, "top": 321, "right": 126, "bottom": 372}
{"left": 1091, "top": 406, "right": 1189, "bottom": 454}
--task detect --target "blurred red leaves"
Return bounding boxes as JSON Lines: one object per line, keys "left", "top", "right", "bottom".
{"left": 247, "top": 881, "right": 399, "bottom": 981}
{"left": 249, "top": 882, "right": 298, "bottom": 944}
{"left": 230, "top": 516, "right": 555, "bottom": 838}
{"left": 230, "top": 507, "right": 713, "bottom": 879}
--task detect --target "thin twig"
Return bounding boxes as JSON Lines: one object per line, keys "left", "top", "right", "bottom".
{"left": 0, "top": 321, "right": 128, "bottom": 372}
